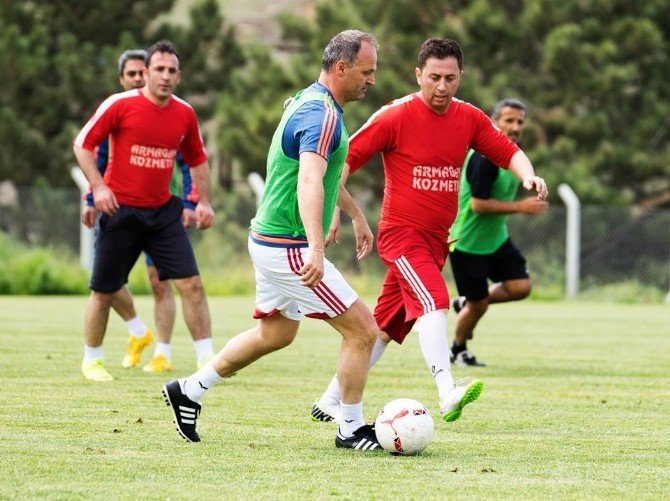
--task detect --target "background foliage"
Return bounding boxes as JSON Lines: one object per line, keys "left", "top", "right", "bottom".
{"left": 1, "top": 0, "right": 669, "bottom": 206}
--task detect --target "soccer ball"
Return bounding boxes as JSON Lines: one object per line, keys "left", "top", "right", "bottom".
{"left": 374, "top": 398, "right": 434, "bottom": 455}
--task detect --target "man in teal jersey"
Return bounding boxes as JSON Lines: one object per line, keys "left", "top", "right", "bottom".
{"left": 449, "top": 99, "right": 549, "bottom": 366}
{"left": 163, "top": 30, "right": 384, "bottom": 450}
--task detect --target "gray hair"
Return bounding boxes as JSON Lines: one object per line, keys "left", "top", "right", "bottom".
{"left": 491, "top": 98, "right": 527, "bottom": 119}
{"left": 321, "top": 30, "right": 378, "bottom": 71}
{"left": 118, "top": 49, "right": 147, "bottom": 75}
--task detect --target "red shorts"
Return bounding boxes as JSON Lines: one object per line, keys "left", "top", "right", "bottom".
{"left": 373, "top": 226, "right": 450, "bottom": 344}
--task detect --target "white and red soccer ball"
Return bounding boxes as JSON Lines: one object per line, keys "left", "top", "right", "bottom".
{"left": 374, "top": 398, "right": 434, "bottom": 455}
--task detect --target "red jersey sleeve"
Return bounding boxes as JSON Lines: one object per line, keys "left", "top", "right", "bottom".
{"left": 73, "top": 94, "right": 122, "bottom": 151}
{"left": 179, "top": 108, "right": 208, "bottom": 167}
{"left": 347, "top": 106, "right": 397, "bottom": 173}
{"left": 469, "top": 106, "right": 520, "bottom": 169}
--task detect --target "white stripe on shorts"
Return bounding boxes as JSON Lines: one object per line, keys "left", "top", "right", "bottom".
{"left": 290, "top": 248, "right": 346, "bottom": 315}
{"left": 395, "top": 255, "right": 435, "bottom": 315}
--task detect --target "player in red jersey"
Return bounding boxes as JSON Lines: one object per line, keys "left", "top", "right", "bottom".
{"left": 312, "top": 38, "right": 548, "bottom": 423}
{"left": 73, "top": 40, "right": 215, "bottom": 382}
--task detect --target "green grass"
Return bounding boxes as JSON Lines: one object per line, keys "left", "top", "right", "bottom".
{"left": 1, "top": 296, "right": 669, "bottom": 499}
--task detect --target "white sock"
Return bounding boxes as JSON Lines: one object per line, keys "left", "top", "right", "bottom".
{"left": 83, "top": 345, "right": 103, "bottom": 365}
{"left": 320, "top": 375, "right": 342, "bottom": 405}
{"left": 194, "top": 338, "right": 215, "bottom": 364}
{"left": 417, "top": 310, "right": 454, "bottom": 403}
{"left": 319, "top": 336, "right": 389, "bottom": 405}
{"left": 370, "top": 336, "right": 389, "bottom": 368}
{"left": 154, "top": 342, "right": 172, "bottom": 361}
{"left": 126, "top": 316, "right": 147, "bottom": 337}
{"left": 339, "top": 402, "right": 365, "bottom": 437}
{"left": 181, "top": 364, "right": 223, "bottom": 402}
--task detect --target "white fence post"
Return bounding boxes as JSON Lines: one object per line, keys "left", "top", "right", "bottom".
{"left": 70, "top": 166, "right": 94, "bottom": 271}
{"left": 557, "top": 183, "right": 580, "bottom": 299}
{"left": 247, "top": 172, "right": 265, "bottom": 207}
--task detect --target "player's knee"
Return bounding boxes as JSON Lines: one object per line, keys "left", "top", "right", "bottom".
{"left": 258, "top": 317, "right": 299, "bottom": 351}
{"left": 90, "top": 291, "right": 115, "bottom": 309}
{"left": 272, "top": 334, "right": 295, "bottom": 350}
{"left": 175, "top": 275, "right": 204, "bottom": 298}
{"left": 261, "top": 329, "right": 296, "bottom": 351}
{"left": 516, "top": 284, "right": 532, "bottom": 300}
{"left": 357, "top": 320, "right": 379, "bottom": 351}
{"left": 468, "top": 298, "right": 489, "bottom": 315}
{"left": 509, "top": 281, "right": 532, "bottom": 300}
{"left": 150, "top": 279, "right": 172, "bottom": 299}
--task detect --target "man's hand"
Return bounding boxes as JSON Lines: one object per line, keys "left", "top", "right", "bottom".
{"left": 92, "top": 183, "right": 119, "bottom": 216}
{"left": 522, "top": 175, "right": 548, "bottom": 200}
{"left": 195, "top": 201, "right": 215, "bottom": 229}
{"left": 351, "top": 214, "right": 373, "bottom": 260}
{"left": 518, "top": 196, "right": 549, "bottom": 214}
{"left": 182, "top": 208, "right": 197, "bottom": 228}
{"left": 299, "top": 249, "right": 325, "bottom": 288}
{"left": 81, "top": 206, "right": 98, "bottom": 228}
{"left": 325, "top": 208, "right": 341, "bottom": 247}
{"left": 81, "top": 205, "right": 98, "bottom": 228}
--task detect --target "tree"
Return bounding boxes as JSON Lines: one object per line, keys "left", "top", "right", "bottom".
{"left": 216, "top": 0, "right": 670, "bottom": 205}
{"left": 0, "top": 0, "right": 242, "bottom": 188}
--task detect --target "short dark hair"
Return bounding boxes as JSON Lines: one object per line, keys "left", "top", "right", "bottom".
{"left": 118, "top": 49, "right": 147, "bottom": 75}
{"left": 491, "top": 98, "right": 527, "bottom": 119}
{"left": 321, "top": 30, "right": 379, "bottom": 71}
{"left": 146, "top": 40, "right": 180, "bottom": 68}
{"left": 417, "top": 38, "right": 463, "bottom": 70}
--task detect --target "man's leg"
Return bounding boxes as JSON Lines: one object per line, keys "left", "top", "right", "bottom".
{"left": 323, "top": 298, "right": 383, "bottom": 451}
{"left": 163, "top": 314, "right": 299, "bottom": 442}
{"left": 313, "top": 268, "right": 402, "bottom": 423}
{"left": 415, "top": 309, "right": 483, "bottom": 421}
{"left": 172, "top": 275, "right": 214, "bottom": 367}
{"left": 325, "top": 298, "right": 377, "bottom": 405}
{"left": 487, "top": 241, "right": 532, "bottom": 305}
{"left": 110, "top": 285, "right": 138, "bottom": 321}
{"left": 312, "top": 329, "right": 390, "bottom": 423}
{"left": 450, "top": 249, "right": 490, "bottom": 361}
{"left": 82, "top": 291, "right": 115, "bottom": 381}
{"left": 453, "top": 241, "right": 531, "bottom": 358}
{"left": 453, "top": 297, "right": 488, "bottom": 345}
{"left": 143, "top": 265, "right": 175, "bottom": 372}
{"left": 114, "top": 282, "right": 154, "bottom": 369}
{"left": 488, "top": 278, "right": 532, "bottom": 304}
{"left": 144, "top": 198, "right": 212, "bottom": 368}
{"left": 149, "top": 265, "right": 176, "bottom": 343}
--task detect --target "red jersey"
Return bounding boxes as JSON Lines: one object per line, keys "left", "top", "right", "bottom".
{"left": 347, "top": 93, "right": 519, "bottom": 239}
{"left": 74, "top": 89, "right": 208, "bottom": 208}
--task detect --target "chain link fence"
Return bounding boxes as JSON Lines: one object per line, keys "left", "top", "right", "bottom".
{"left": 1, "top": 185, "right": 669, "bottom": 299}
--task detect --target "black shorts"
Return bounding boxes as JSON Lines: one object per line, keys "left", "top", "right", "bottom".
{"left": 449, "top": 238, "right": 529, "bottom": 301}
{"left": 90, "top": 196, "right": 199, "bottom": 293}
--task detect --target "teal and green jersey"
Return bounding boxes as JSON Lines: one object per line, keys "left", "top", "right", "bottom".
{"left": 251, "top": 82, "right": 348, "bottom": 238}
{"left": 451, "top": 149, "right": 520, "bottom": 254}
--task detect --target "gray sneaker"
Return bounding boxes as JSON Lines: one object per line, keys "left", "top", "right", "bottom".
{"left": 453, "top": 349, "right": 486, "bottom": 367}
{"left": 452, "top": 296, "right": 466, "bottom": 314}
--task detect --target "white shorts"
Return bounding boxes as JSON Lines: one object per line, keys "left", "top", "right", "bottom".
{"left": 248, "top": 235, "right": 358, "bottom": 321}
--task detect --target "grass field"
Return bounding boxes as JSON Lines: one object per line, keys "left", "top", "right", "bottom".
{"left": 1, "top": 296, "right": 669, "bottom": 499}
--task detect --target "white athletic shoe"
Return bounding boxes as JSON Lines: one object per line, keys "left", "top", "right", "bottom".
{"left": 440, "top": 377, "right": 484, "bottom": 422}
